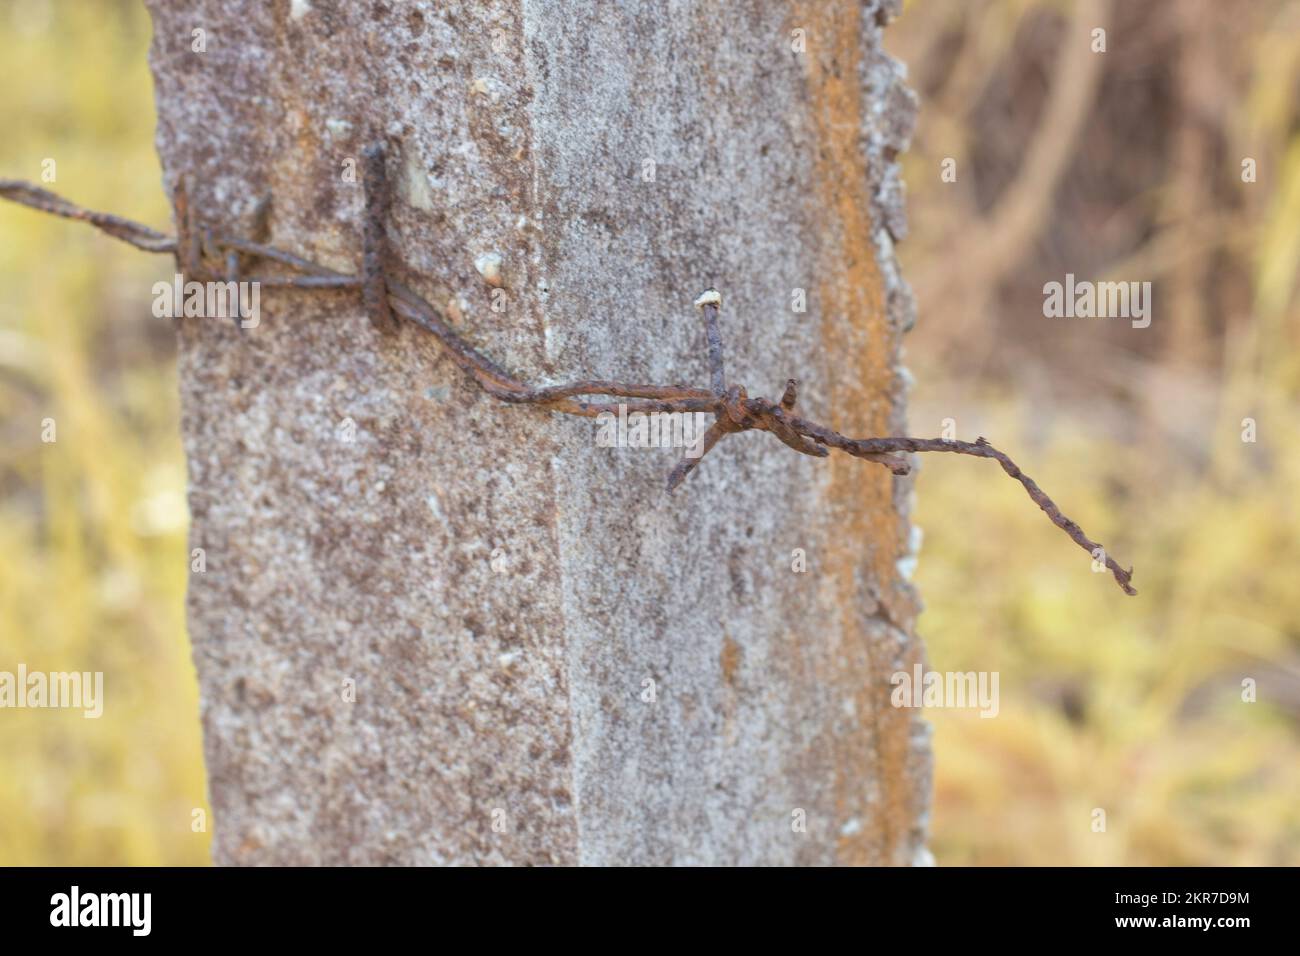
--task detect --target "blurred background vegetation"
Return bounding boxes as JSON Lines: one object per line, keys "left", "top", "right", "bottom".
{"left": 888, "top": 0, "right": 1300, "bottom": 864}
{"left": 0, "top": 0, "right": 208, "bottom": 865}
{"left": 0, "top": 0, "right": 1296, "bottom": 865}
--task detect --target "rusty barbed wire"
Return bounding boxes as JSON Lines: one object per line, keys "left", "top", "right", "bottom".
{"left": 0, "top": 168, "right": 1137, "bottom": 595}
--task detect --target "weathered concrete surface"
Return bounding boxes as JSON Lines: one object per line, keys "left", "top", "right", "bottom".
{"left": 147, "top": 0, "right": 929, "bottom": 865}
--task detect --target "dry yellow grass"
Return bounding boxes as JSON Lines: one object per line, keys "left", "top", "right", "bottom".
{"left": 897, "top": 0, "right": 1300, "bottom": 865}
{"left": 0, "top": 1, "right": 208, "bottom": 865}
{"left": 912, "top": 399, "right": 1300, "bottom": 864}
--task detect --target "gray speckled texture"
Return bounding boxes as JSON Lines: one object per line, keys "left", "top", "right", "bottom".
{"left": 148, "top": 0, "right": 930, "bottom": 865}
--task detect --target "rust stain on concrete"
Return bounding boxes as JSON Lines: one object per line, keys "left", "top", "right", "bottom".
{"left": 792, "top": 0, "right": 923, "bottom": 865}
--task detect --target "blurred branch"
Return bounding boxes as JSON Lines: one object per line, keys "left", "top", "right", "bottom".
{"left": 919, "top": 0, "right": 1111, "bottom": 306}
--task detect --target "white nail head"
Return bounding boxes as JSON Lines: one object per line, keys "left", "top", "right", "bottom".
{"left": 474, "top": 251, "right": 504, "bottom": 287}
{"left": 694, "top": 288, "right": 721, "bottom": 309}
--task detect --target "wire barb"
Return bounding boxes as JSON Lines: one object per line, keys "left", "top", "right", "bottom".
{"left": 361, "top": 143, "right": 397, "bottom": 333}
{"left": 0, "top": 177, "right": 1137, "bottom": 595}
